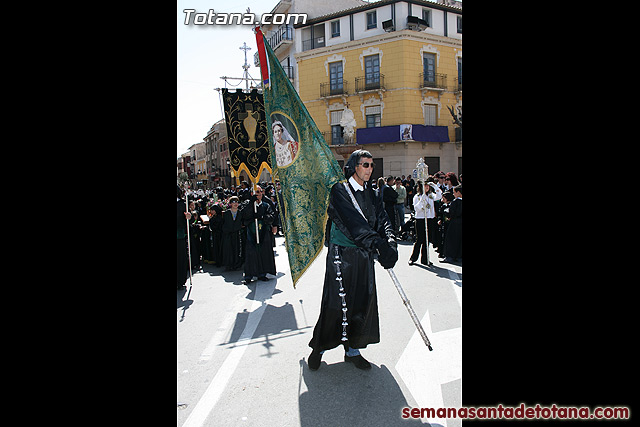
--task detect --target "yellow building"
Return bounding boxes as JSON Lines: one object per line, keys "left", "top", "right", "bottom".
{"left": 293, "top": 0, "right": 462, "bottom": 179}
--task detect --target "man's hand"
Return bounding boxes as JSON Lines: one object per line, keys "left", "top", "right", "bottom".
{"left": 376, "top": 237, "right": 398, "bottom": 269}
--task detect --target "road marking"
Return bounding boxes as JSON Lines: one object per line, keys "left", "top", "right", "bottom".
{"left": 447, "top": 268, "right": 462, "bottom": 308}
{"left": 181, "top": 279, "right": 277, "bottom": 427}
{"left": 396, "top": 310, "right": 462, "bottom": 426}
{"left": 395, "top": 264, "right": 462, "bottom": 426}
{"left": 199, "top": 293, "right": 247, "bottom": 362}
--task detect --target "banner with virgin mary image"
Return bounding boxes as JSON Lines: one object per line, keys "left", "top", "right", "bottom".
{"left": 255, "top": 27, "right": 345, "bottom": 287}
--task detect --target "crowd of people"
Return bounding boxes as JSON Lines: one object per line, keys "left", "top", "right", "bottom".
{"left": 176, "top": 180, "right": 283, "bottom": 290}
{"left": 176, "top": 170, "right": 462, "bottom": 290}
{"left": 375, "top": 171, "right": 462, "bottom": 264}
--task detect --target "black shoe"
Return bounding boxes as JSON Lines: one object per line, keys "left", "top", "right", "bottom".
{"left": 344, "top": 354, "right": 371, "bottom": 370}
{"left": 258, "top": 276, "right": 269, "bottom": 281}
{"left": 408, "top": 260, "right": 415, "bottom": 266}
{"left": 308, "top": 350, "right": 322, "bottom": 371}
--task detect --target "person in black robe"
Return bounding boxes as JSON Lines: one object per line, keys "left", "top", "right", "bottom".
{"left": 436, "top": 191, "right": 453, "bottom": 259}
{"left": 241, "top": 185, "right": 276, "bottom": 283}
{"left": 382, "top": 176, "right": 399, "bottom": 231}
{"left": 177, "top": 185, "right": 191, "bottom": 290}
{"left": 443, "top": 185, "right": 462, "bottom": 262}
{"left": 201, "top": 204, "right": 223, "bottom": 265}
{"left": 187, "top": 200, "right": 202, "bottom": 271}
{"left": 308, "top": 149, "right": 398, "bottom": 371}
{"left": 221, "top": 196, "right": 244, "bottom": 270}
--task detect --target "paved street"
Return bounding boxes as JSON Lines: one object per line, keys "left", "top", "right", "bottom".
{"left": 177, "top": 233, "right": 462, "bottom": 427}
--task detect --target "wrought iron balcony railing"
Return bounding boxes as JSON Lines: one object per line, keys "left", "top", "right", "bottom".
{"left": 320, "top": 80, "right": 348, "bottom": 97}
{"left": 355, "top": 74, "right": 385, "bottom": 92}
{"left": 419, "top": 72, "right": 447, "bottom": 90}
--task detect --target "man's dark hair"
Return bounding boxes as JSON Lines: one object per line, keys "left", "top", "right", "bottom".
{"left": 344, "top": 149, "right": 373, "bottom": 179}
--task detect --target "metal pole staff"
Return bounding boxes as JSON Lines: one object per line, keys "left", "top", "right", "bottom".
{"left": 184, "top": 185, "right": 194, "bottom": 289}
{"left": 387, "top": 267, "right": 433, "bottom": 350}
{"left": 342, "top": 182, "right": 433, "bottom": 350}
{"left": 253, "top": 182, "right": 260, "bottom": 245}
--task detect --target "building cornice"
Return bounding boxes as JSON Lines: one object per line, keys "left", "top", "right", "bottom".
{"left": 295, "top": 0, "right": 461, "bottom": 29}
{"left": 294, "top": 28, "right": 461, "bottom": 62}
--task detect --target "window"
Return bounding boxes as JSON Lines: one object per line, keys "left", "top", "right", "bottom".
{"left": 457, "top": 16, "right": 462, "bottom": 33}
{"left": 329, "top": 62, "right": 343, "bottom": 94}
{"left": 423, "top": 53, "right": 436, "bottom": 85}
{"left": 331, "top": 124, "right": 344, "bottom": 145}
{"left": 330, "top": 110, "right": 343, "bottom": 125}
{"left": 422, "top": 9, "right": 431, "bottom": 27}
{"left": 457, "top": 57, "right": 462, "bottom": 90}
{"left": 314, "top": 23, "right": 325, "bottom": 47}
{"left": 366, "top": 106, "right": 381, "bottom": 128}
{"left": 364, "top": 54, "right": 380, "bottom": 86}
{"left": 366, "top": 11, "right": 377, "bottom": 30}
{"left": 366, "top": 114, "right": 381, "bottom": 127}
{"left": 331, "top": 20, "right": 340, "bottom": 38}
{"left": 424, "top": 157, "right": 440, "bottom": 175}
{"left": 424, "top": 104, "right": 437, "bottom": 126}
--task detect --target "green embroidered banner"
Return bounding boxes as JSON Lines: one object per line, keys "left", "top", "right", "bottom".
{"left": 255, "top": 27, "right": 345, "bottom": 287}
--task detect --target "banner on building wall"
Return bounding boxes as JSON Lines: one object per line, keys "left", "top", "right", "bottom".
{"left": 255, "top": 26, "right": 345, "bottom": 287}
{"left": 400, "top": 124, "right": 413, "bottom": 140}
{"left": 222, "top": 88, "right": 272, "bottom": 183}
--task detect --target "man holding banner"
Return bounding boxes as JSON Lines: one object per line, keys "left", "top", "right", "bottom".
{"left": 254, "top": 28, "right": 397, "bottom": 371}
{"left": 308, "top": 150, "right": 398, "bottom": 370}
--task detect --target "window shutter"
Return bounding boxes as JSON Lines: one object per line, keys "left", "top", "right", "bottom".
{"left": 365, "top": 105, "right": 381, "bottom": 115}
{"left": 424, "top": 104, "right": 436, "bottom": 126}
{"left": 330, "top": 110, "right": 343, "bottom": 125}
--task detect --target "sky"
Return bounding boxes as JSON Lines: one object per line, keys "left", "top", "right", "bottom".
{"left": 177, "top": 0, "right": 279, "bottom": 157}
{"left": 176, "top": 0, "right": 460, "bottom": 157}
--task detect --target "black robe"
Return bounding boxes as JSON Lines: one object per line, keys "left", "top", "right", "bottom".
{"left": 309, "top": 181, "right": 394, "bottom": 352}
{"left": 201, "top": 211, "right": 223, "bottom": 265}
{"left": 221, "top": 209, "right": 244, "bottom": 269}
{"left": 443, "top": 198, "right": 462, "bottom": 259}
{"left": 188, "top": 212, "right": 201, "bottom": 269}
{"left": 435, "top": 201, "right": 450, "bottom": 256}
{"left": 382, "top": 185, "right": 399, "bottom": 231}
{"left": 241, "top": 199, "right": 277, "bottom": 278}
{"left": 177, "top": 199, "right": 189, "bottom": 288}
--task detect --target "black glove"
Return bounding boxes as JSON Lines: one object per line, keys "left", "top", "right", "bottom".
{"left": 376, "top": 236, "right": 398, "bottom": 269}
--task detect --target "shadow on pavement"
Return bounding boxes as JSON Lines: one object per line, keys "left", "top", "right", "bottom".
{"left": 298, "top": 359, "right": 429, "bottom": 426}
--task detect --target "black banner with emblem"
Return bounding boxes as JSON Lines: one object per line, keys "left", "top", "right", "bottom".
{"left": 222, "top": 88, "right": 271, "bottom": 182}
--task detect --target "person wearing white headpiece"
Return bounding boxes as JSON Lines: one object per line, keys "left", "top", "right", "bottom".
{"left": 272, "top": 121, "right": 298, "bottom": 167}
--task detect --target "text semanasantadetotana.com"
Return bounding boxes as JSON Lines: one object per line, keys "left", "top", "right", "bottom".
{"left": 402, "top": 403, "right": 630, "bottom": 420}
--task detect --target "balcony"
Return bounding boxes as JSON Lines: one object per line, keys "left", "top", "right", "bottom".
{"left": 282, "top": 65, "right": 294, "bottom": 82}
{"left": 302, "top": 36, "right": 325, "bottom": 52}
{"left": 419, "top": 72, "right": 447, "bottom": 90}
{"left": 355, "top": 74, "right": 385, "bottom": 93}
{"left": 268, "top": 25, "right": 293, "bottom": 52}
{"left": 320, "top": 80, "right": 348, "bottom": 97}
{"left": 321, "top": 131, "right": 345, "bottom": 146}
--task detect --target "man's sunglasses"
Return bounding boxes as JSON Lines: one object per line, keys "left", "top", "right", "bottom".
{"left": 357, "top": 162, "right": 375, "bottom": 168}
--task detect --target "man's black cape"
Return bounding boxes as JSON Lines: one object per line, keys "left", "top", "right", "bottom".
{"left": 309, "top": 180, "right": 394, "bottom": 352}
{"left": 242, "top": 199, "right": 277, "bottom": 278}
